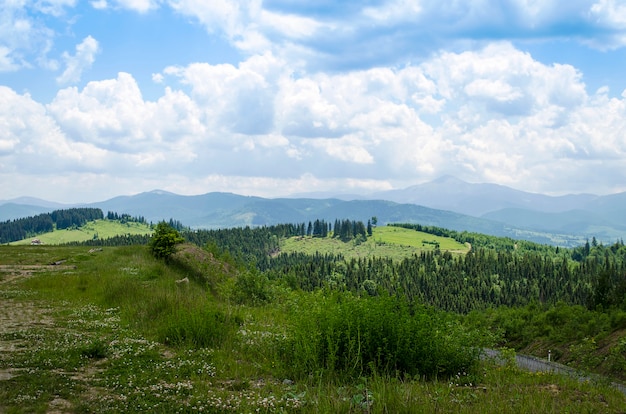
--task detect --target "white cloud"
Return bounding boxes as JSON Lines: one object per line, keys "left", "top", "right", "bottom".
{"left": 4, "top": 35, "right": 626, "bottom": 200}
{"left": 88, "top": 0, "right": 159, "bottom": 12}
{"left": 167, "top": 0, "right": 259, "bottom": 37}
{"left": 259, "top": 9, "right": 325, "bottom": 39}
{"left": 464, "top": 79, "right": 523, "bottom": 102}
{"left": 308, "top": 136, "right": 374, "bottom": 164}
{"left": 423, "top": 42, "right": 587, "bottom": 116}
{"left": 50, "top": 72, "right": 155, "bottom": 148}
{"left": 591, "top": 0, "right": 626, "bottom": 27}
{"left": 0, "top": 85, "right": 109, "bottom": 175}
{"left": 0, "top": 4, "right": 35, "bottom": 72}
{"left": 0, "top": 46, "right": 20, "bottom": 72}
{"left": 33, "top": 0, "right": 77, "bottom": 16}
{"left": 111, "top": 0, "right": 160, "bottom": 12}
{"left": 90, "top": 0, "right": 108, "bottom": 10}
{"left": 163, "top": 52, "right": 281, "bottom": 135}
{"left": 47, "top": 72, "right": 208, "bottom": 172}
{"left": 159, "top": 173, "right": 394, "bottom": 199}
{"left": 362, "top": 0, "right": 423, "bottom": 23}
{"left": 151, "top": 42, "right": 625, "bottom": 194}
{"left": 56, "top": 36, "right": 100, "bottom": 85}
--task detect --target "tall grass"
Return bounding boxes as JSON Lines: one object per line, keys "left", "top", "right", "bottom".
{"left": 155, "top": 302, "right": 241, "bottom": 347}
{"left": 274, "top": 292, "right": 488, "bottom": 381}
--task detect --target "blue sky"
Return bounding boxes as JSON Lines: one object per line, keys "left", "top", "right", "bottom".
{"left": 2, "top": 0, "right": 626, "bottom": 203}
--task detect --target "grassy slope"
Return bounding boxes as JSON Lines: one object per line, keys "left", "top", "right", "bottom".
{"left": 280, "top": 225, "right": 469, "bottom": 260}
{"left": 0, "top": 245, "right": 624, "bottom": 413}
{"left": 11, "top": 219, "right": 152, "bottom": 245}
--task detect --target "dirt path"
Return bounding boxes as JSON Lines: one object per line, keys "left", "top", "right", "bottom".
{"left": 0, "top": 264, "right": 59, "bottom": 342}
{"left": 0, "top": 264, "right": 76, "bottom": 412}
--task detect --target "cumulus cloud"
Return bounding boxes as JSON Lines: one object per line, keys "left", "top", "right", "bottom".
{"left": 56, "top": 36, "right": 100, "bottom": 85}
{"left": 0, "top": 86, "right": 109, "bottom": 175}
{"left": 48, "top": 72, "right": 206, "bottom": 165}
{"left": 50, "top": 43, "right": 598, "bottom": 195}
{"left": 0, "top": 0, "right": 624, "bottom": 204}
{"left": 163, "top": 52, "right": 282, "bottom": 136}
{"left": 5, "top": 0, "right": 626, "bottom": 202}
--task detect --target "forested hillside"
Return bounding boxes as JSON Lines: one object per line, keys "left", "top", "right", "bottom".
{"left": 67, "top": 218, "right": 626, "bottom": 314}
{"left": 0, "top": 208, "right": 105, "bottom": 244}
{"left": 181, "top": 224, "right": 624, "bottom": 313}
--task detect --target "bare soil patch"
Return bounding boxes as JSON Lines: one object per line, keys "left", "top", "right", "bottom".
{"left": 0, "top": 263, "right": 81, "bottom": 412}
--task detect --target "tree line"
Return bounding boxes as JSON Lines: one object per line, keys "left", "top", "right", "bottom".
{"left": 65, "top": 218, "right": 626, "bottom": 314}
{"left": 0, "top": 208, "right": 104, "bottom": 243}
{"left": 260, "top": 248, "right": 621, "bottom": 313}
{"left": 105, "top": 211, "right": 147, "bottom": 224}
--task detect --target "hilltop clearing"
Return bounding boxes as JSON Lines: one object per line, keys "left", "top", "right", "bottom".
{"left": 280, "top": 225, "right": 469, "bottom": 260}
{"left": 11, "top": 219, "right": 152, "bottom": 245}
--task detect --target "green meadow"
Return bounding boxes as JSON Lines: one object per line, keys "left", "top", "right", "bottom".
{"left": 11, "top": 219, "right": 152, "bottom": 245}
{"left": 1, "top": 242, "right": 624, "bottom": 413}
{"left": 280, "top": 225, "right": 468, "bottom": 260}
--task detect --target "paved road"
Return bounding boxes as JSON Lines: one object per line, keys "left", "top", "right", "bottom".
{"left": 482, "top": 348, "right": 626, "bottom": 395}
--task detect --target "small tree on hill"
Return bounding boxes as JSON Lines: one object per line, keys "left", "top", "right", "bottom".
{"left": 150, "top": 221, "right": 184, "bottom": 260}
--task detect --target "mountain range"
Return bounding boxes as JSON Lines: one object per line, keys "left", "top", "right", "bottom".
{"left": 2, "top": 177, "right": 625, "bottom": 247}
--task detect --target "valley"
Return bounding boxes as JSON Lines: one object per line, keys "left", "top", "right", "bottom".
{"left": 0, "top": 206, "right": 625, "bottom": 412}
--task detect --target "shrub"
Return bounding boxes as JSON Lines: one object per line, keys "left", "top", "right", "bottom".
{"left": 232, "top": 270, "right": 273, "bottom": 305}
{"left": 149, "top": 222, "right": 184, "bottom": 260}
{"left": 276, "top": 292, "right": 487, "bottom": 381}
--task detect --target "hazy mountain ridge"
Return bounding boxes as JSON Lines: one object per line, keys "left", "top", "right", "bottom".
{"left": 0, "top": 203, "right": 54, "bottom": 222}
{"left": 2, "top": 178, "right": 625, "bottom": 245}
{"left": 372, "top": 176, "right": 602, "bottom": 216}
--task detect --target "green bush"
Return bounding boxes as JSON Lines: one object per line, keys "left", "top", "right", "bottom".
{"left": 149, "top": 221, "right": 184, "bottom": 260}
{"left": 276, "top": 292, "right": 487, "bottom": 381}
{"left": 232, "top": 270, "right": 273, "bottom": 305}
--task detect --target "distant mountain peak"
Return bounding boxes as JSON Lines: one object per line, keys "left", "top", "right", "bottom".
{"left": 146, "top": 189, "right": 176, "bottom": 196}
{"left": 431, "top": 175, "right": 465, "bottom": 184}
